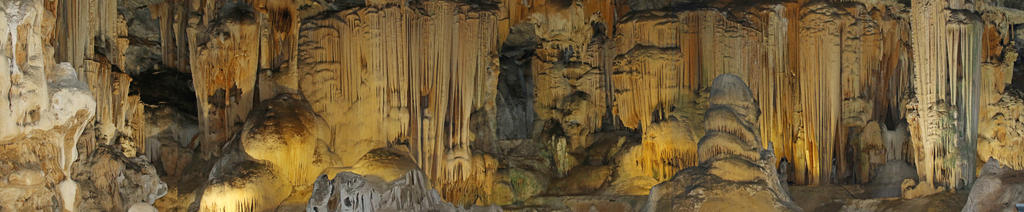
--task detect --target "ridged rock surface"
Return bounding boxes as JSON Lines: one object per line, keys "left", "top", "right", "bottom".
{"left": 645, "top": 74, "right": 800, "bottom": 212}
{"left": 307, "top": 169, "right": 503, "bottom": 212}
{"left": 296, "top": 1, "right": 500, "bottom": 194}
{"left": 197, "top": 93, "right": 339, "bottom": 212}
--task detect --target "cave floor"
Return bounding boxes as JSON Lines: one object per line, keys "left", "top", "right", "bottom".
{"left": 789, "top": 185, "right": 968, "bottom": 212}
{"left": 498, "top": 185, "right": 968, "bottom": 212}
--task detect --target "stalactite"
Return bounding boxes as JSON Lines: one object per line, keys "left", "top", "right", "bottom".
{"left": 497, "top": 0, "right": 617, "bottom": 46}
{"left": 611, "top": 2, "right": 915, "bottom": 186}
{"left": 976, "top": 7, "right": 1024, "bottom": 171}
{"left": 56, "top": 0, "right": 129, "bottom": 72}
{"left": 797, "top": 3, "right": 843, "bottom": 185}
{"left": 49, "top": 0, "right": 156, "bottom": 162}
{"left": 78, "top": 60, "right": 146, "bottom": 158}
{"left": 874, "top": 8, "right": 913, "bottom": 125}
{"left": 525, "top": 1, "right": 611, "bottom": 163}
{"left": 186, "top": 1, "right": 260, "bottom": 157}
{"left": 297, "top": 1, "right": 499, "bottom": 200}
{"left": 636, "top": 121, "right": 700, "bottom": 182}
{"left": 750, "top": 5, "right": 797, "bottom": 170}
{"left": 149, "top": 0, "right": 191, "bottom": 72}
{"left": 908, "top": 0, "right": 982, "bottom": 190}
{"left": 257, "top": 0, "right": 301, "bottom": 100}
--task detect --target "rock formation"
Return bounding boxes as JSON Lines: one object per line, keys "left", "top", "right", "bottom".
{"left": 71, "top": 145, "right": 167, "bottom": 211}
{"left": 6, "top": 0, "right": 1024, "bottom": 211}
{"left": 197, "top": 93, "right": 338, "bottom": 211}
{"left": 907, "top": 0, "right": 983, "bottom": 191}
{"left": 0, "top": 0, "right": 162, "bottom": 211}
{"left": 645, "top": 74, "right": 800, "bottom": 212}
{"left": 306, "top": 167, "right": 500, "bottom": 211}
{"left": 186, "top": 1, "right": 260, "bottom": 157}
{"left": 962, "top": 159, "right": 1024, "bottom": 212}
{"left": 978, "top": 90, "right": 1024, "bottom": 170}
{"left": 295, "top": 1, "right": 500, "bottom": 192}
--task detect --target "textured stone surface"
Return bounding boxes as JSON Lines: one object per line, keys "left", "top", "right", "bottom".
{"left": 6, "top": 0, "right": 1024, "bottom": 211}
{"left": 307, "top": 169, "right": 502, "bottom": 212}
{"left": 962, "top": 159, "right": 1024, "bottom": 212}
{"left": 72, "top": 146, "right": 167, "bottom": 211}
{"left": 645, "top": 74, "right": 800, "bottom": 212}
{"left": 197, "top": 93, "right": 339, "bottom": 211}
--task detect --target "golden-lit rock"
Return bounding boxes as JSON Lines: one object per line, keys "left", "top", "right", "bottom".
{"left": 645, "top": 74, "right": 799, "bottom": 212}
{"left": 200, "top": 159, "right": 292, "bottom": 212}
{"left": 187, "top": 2, "right": 260, "bottom": 157}
{"left": 296, "top": 1, "right": 501, "bottom": 202}
{"left": 907, "top": 0, "right": 983, "bottom": 191}
{"left": 197, "top": 93, "right": 339, "bottom": 211}
{"left": 978, "top": 91, "right": 1024, "bottom": 170}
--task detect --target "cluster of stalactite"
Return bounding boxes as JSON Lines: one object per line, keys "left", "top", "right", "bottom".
{"left": 185, "top": 1, "right": 260, "bottom": 157}
{"left": 796, "top": 4, "right": 844, "bottom": 185}
{"left": 976, "top": 5, "right": 1024, "bottom": 172}
{"left": 636, "top": 121, "right": 700, "bottom": 182}
{"left": 611, "top": 2, "right": 915, "bottom": 185}
{"left": 907, "top": 0, "right": 983, "bottom": 190}
{"left": 56, "top": 0, "right": 148, "bottom": 158}
{"left": 150, "top": 0, "right": 305, "bottom": 157}
{"left": 146, "top": 0, "right": 503, "bottom": 204}
{"left": 295, "top": 0, "right": 500, "bottom": 195}
{"left": 523, "top": 0, "right": 616, "bottom": 178}
{"left": 80, "top": 62, "right": 147, "bottom": 158}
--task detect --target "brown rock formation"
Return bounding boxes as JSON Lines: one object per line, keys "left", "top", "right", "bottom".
{"left": 296, "top": 0, "right": 500, "bottom": 197}
{"left": 907, "top": 0, "right": 983, "bottom": 191}
{"left": 645, "top": 74, "right": 800, "bottom": 212}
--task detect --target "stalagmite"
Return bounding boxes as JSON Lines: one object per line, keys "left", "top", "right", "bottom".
{"left": 645, "top": 74, "right": 799, "bottom": 212}
{"left": 200, "top": 94, "right": 337, "bottom": 212}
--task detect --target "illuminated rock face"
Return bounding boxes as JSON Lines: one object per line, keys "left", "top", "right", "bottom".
{"left": 8, "top": 0, "right": 1024, "bottom": 210}
{"left": 646, "top": 74, "right": 799, "bottom": 212}
{"left": 186, "top": 1, "right": 260, "bottom": 157}
{"left": 57, "top": 0, "right": 148, "bottom": 156}
{"left": 198, "top": 93, "right": 338, "bottom": 212}
{"left": 907, "top": 0, "right": 983, "bottom": 191}
{"left": 296, "top": 1, "right": 500, "bottom": 192}
{"left": 611, "top": 2, "right": 914, "bottom": 185}
{"left": 0, "top": 0, "right": 91, "bottom": 211}
{"left": 979, "top": 93, "right": 1024, "bottom": 170}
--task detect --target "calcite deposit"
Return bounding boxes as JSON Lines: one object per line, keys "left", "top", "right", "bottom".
{"left": 4, "top": 0, "right": 1024, "bottom": 211}
{"left": 646, "top": 74, "right": 800, "bottom": 212}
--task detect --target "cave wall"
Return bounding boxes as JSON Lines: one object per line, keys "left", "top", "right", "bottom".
{"left": 5, "top": 0, "right": 1024, "bottom": 210}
